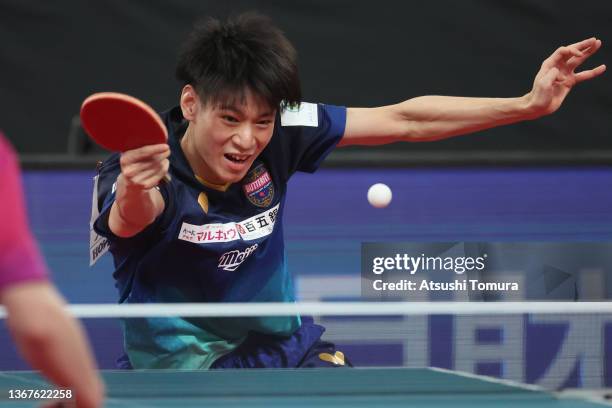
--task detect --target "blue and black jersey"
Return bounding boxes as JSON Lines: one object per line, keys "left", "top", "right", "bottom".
{"left": 93, "top": 103, "right": 346, "bottom": 369}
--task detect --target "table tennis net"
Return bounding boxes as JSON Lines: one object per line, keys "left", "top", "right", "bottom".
{"left": 0, "top": 301, "right": 610, "bottom": 392}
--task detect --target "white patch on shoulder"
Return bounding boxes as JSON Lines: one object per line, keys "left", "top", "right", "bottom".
{"left": 280, "top": 102, "right": 318, "bottom": 127}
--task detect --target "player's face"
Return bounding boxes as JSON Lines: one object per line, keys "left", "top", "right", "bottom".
{"left": 189, "top": 92, "right": 276, "bottom": 185}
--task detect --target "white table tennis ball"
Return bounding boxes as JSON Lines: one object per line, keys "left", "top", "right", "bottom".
{"left": 367, "top": 183, "right": 392, "bottom": 208}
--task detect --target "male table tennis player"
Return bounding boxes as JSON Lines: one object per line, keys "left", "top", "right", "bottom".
{"left": 92, "top": 13, "right": 605, "bottom": 369}
{"left": 0, "top": 134, "right": 104, "bottom": 407}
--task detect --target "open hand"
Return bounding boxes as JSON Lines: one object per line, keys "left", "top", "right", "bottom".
{"left": 527, "top": 37, "right": 605, "bottom": 117}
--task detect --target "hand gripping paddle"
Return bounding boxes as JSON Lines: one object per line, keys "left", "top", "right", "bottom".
{"left": 80, "top": 92, "right": 171, "bottom": 182}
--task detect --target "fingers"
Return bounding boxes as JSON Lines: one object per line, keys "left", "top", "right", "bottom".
{"left": 574, "top": 64, "right": 607, "bottom": 83}
{"left": 542, "top": 37, "right": 599, "bottom": 70}
{"left": 121, "top": 143, "right": 169, "bottom": 163}
{"left": 567, "top": 37, "right": 598, "bottom": 50}
{"left": 122, "top": 161, "right": 170, "bottom": 190}
{"left": 567, "top": 39, "right": 603, "bottom": 71}
{"left": 119, "top": 144, "right": 170, "bottom": 190}
{"left": 543, "top": 46, "right": 583, "bottom": 69}
{"left": 128, "top": 163, "right": 170, "bottom": 189}
{"left": 123, "top": 157, "right": 168, "bottom": 180}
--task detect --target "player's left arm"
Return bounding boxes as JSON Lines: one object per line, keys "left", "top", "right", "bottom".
{"left": 338, "top": 37, "right": 605, "bottom": 147}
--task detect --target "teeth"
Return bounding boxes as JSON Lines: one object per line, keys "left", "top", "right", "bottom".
{"left": 226, "top": 154, "right": 248, "bottom": 163}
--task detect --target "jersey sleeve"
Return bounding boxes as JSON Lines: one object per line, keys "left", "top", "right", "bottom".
{"left": 91, "top": 153, "right": 120, "bottom": 239}
{"left": 0, "top": 135, "right": 48, "bottom": 290}
{"left": 265, "top": 103, "right": 346, "bottom": 182}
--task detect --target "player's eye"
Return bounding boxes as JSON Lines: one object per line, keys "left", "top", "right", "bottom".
{"left": 222, "top": 115, "right": 239, "bottom": 123}
{"left": 256, "top": 119, "right": 272, "bottom": 127}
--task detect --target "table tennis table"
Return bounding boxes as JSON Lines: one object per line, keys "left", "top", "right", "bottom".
{"left": 0, "top": 367, "right": 608, "bottom": 407}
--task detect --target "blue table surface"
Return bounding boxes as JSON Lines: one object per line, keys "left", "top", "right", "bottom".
{"left": 0, "top": 367, "right": 607, "bottom": 407}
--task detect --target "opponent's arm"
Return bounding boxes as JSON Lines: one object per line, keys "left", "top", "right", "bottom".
{"left": 108, "top": 144, "right": 170, "bottom": 238}
{"left": 0, "top": 137, "right": 104, "bottom": 407}
{"left": 339, "top": 37, "right": 605, "bottom": 147}
{"left": 1, "top": 282, "right": 105, "bottom": 408}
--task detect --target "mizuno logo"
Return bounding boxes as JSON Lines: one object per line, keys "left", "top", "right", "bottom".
{"left": 218, "top": 244, "right": 259, "bottom": 272}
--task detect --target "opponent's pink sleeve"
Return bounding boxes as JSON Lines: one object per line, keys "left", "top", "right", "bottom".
{"left": 0, "top": 133, "right": 47, "bottom": 290}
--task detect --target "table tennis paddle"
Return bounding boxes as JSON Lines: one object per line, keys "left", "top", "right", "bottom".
{"left": 80, "top": 92, "right": 171, "bottom": 182}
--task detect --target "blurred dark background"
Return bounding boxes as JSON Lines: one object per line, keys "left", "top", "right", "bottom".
{"left": 0, "top": 0, "right": 610, "bottom": 166}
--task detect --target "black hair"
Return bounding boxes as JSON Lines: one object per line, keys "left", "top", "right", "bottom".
{"left": 175, "top": 12, "right": 301, "bottom": 111}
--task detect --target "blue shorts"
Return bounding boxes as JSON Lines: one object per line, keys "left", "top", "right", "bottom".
{"left": 210, "top": 316, "right": 352, "bottom": 369}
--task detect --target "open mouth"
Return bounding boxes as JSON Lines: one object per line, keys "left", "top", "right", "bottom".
{"left": 224, "top": 153, "right": 250, "bottom": 164}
